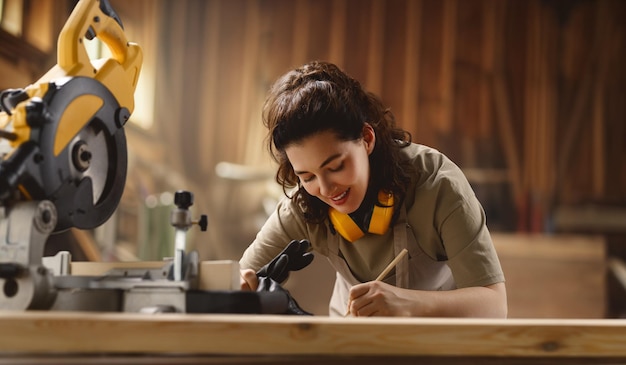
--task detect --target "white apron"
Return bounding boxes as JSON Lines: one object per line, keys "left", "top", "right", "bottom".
{"left": 326, "top": 208, "right": 456, "bottom": 316}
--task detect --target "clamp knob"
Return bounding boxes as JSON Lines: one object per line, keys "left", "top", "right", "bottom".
{"left": 197, "top": 215, "right": 208, "bottom": 231}
{"left": 174, "top": 190, "right": 193, "bottom": 210}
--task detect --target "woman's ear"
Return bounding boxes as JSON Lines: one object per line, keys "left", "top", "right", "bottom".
{"left": 362, "top": 123, "right": 376, "bottom": 155}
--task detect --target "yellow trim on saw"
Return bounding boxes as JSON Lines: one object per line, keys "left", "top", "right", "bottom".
{"left": 54, "top": 94, "right": 103, "bottom": 156}
{"left": 7, "top": 83, "right": 50, "bottom": 149}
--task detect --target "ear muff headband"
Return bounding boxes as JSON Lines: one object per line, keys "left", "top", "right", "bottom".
{"left": 368, "top": 190, "right": 394, "bottom": 234}
{"left": 329, "top": 191, "right": 394, "bottom": 242}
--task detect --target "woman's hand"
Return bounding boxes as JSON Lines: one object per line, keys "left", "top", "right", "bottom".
{"left": 240, "top": 269, "right": 258, "bottom": 291}
{"left": 346, "top": 281, "right": 507, "bottom": 317}
{"left": 346, "top": 281, "right": 417, "bottom": 317}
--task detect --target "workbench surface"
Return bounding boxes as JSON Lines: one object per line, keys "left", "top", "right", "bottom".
{"left": 0, "top": 311, "right": 625, "bottom": 364}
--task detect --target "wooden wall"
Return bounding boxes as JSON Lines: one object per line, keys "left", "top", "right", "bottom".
{"left": 1, "top": 0, "right": 625, "bottom": 254}
{"left": 133, "top": 0, "right": 626, "bottom": 244}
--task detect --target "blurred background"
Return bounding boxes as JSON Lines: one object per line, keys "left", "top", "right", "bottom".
{"left": 0, "top": 0, "right": 624, "bottom": 318}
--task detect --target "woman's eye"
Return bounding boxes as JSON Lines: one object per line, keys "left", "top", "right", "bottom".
{"left": 301, "top": 175, "right": 315, "bottom": 183}
{"left": 329, "top": 162, "right": 344, "bottom": 172}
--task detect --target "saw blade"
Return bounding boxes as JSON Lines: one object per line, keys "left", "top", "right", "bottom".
{"left": 68, "top": 124, "right": 109, "bottom": 205}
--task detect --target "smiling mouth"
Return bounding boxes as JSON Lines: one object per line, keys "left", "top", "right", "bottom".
{"left": 331, "top": 189, "right": 349, "bottom": 202}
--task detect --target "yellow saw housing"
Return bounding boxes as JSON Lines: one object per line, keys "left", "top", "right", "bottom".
{"left": 9, "top": 0, "right": 142, "bottom": 150}
{"left": 0, "top": 0, "right": 143, "bottom": 231}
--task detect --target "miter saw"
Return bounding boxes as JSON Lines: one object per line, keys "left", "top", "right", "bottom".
{"left": 0, "top": 0, "right": 300, "bottom": 314}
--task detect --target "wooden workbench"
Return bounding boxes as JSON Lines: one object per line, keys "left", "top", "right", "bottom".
{"left": 0, "top": 311, "right": 625, "bottom": 364}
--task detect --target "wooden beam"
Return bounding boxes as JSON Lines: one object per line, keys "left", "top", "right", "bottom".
{"left": 0, "top": 312, "right": 625, "bottom": 358}
{"left": 553, "top": 205, "right": 626, "bottom": 233}
{"left": 291, "top": 0, "right": 309, "bottom": 66}
{"left": 70, "top": 228, "right": 102, "bottom": 262}
{"left": 23, "top": 0, "right": 55, "bottom": 53}
{"left": 402, "top": 0, "right": 421, "bottom": 137}
{"left": 590, "top": 2, "right": 614, "bottom": 198}
{"left": 329, "top": 0, "right": 347, "bottom": 66}
{"left": 198, "top": 0, "right": 221, "bottom": 175}
{"left": 592, "top": 73, "right": 606, "bottom": 198}
{"left": 0, "top": 29, "right": 49, "bottom": 70}
{"left": 439, "top": 0, "right": 456, "bottom": 133}
{"left": 239, "top": 0, "right": 262, "bottom": 164}
{"left": 523, "top": 0, "right": 540, "bottom": 197}
{"left": 608, "top": 257, "right": 626, "bottom": 293}
{"left": 366, "top": 0, "right": 385, "bottom": 95}
{"left": 480, "top": 0, "right": 495, "bottom": 137}
{"left": 491, "top": 1, "right": 523, "bottom": 207}
{"left": 557, "top": 1, "right": 611, "bottom": 192}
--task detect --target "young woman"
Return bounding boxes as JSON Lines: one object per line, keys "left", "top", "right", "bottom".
{"left": 239, "top": 61, "right": 507, "bottom": 317}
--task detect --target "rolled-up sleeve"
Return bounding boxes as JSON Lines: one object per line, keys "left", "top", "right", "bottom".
{"left": 239, "top": 198, "right": 309, "bottom": 271}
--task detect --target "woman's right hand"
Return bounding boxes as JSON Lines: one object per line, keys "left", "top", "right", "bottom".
{"left": 240, "top": 269, "right": 258, "bottom": 291}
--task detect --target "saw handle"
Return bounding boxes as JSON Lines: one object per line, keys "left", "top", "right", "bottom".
{"left": 0, "top": 89, "right": 29, "bottom": 116}
{"left": 58, "top": 0, "right": 132, "bottom": 75}
{"left": 97, "top": 0, "right": 124, "bottom": 30}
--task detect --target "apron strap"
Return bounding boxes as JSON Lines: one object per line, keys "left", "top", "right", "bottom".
{"left": 326, "top": 224, "right": 360, "bottom": 286}
{"left": 393, "top": 207, "right": 410, "bottom": 289}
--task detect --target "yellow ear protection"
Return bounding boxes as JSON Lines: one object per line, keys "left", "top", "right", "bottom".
{"left": 328, "top": 190, "right": 394, "bottom": 242}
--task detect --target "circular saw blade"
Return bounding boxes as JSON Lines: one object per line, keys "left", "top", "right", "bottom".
{"left": 35, "top": 77, "right": 128, "bottom": 231}
{"left": 69, "top": 124, "right": 109, "bottom": 205}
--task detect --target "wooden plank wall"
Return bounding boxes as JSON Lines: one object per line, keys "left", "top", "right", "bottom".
{"left": 114, "top": 0, "right": 626, "bottom": 252}
{"left": 134, "top": 0, "right": 625, "bottom": 248}
{"left": 1, "top": 0, "right": 625, "bottom": 256}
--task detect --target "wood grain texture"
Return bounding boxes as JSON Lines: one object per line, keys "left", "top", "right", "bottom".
{"left": 0, "top": 312, "right": 625, "bottom": 358}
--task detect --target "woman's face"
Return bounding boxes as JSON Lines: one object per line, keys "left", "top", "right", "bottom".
{"left": 285, "top": 125, "right": 375, "bottom": 214}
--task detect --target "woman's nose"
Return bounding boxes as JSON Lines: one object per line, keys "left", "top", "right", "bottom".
{"left": 318, "top": 177, "right": 335, "bottom": 197}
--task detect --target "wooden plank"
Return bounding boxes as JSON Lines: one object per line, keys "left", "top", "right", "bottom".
{"left": 523, "top": 0, "right": 540, "bottom": 196}
{"left": 291, "top": 0, "right": 309, "bottom": 66}
{"left": 480, "top": 0, "right": 495, "bottom": 138}
{"left": 365, "top": 0, "right": 385, "bottom": 95}
{"left": 239, "top": 0, "right": 263, "bottom": 164}
{"left": 70, "top": 229, "right": 101, "bottom": 262}
{"left": 0, "top": 312, "right": 625, "bottom": 357}
{"left": 439, "top": 0, "right": 456, "bottom": 134}
{"left": 492, "top": 233, "right": 605, "bottom": 261}
{"left": 328, "top": 0, "right": 347, "bottom": 66}
{"left": 592, "top": 73, "right": 605, "bottom": 198}
{"left": 608, "top": 257, "right": 626, "bottom": 318}
{"left": 23, "top": 0, "right": 55, "bottom": 52}
{"left": 491, "top": 0, "right": 523, "bottom": 206}
{"left": 556, "top": 1, "right": 609, "bottom": 193}
{"left": 306, "top": 0, "right": 332, "bottom": 62}
{"left": 553, "top": 205, "right": 626, "bottom": 233}
{"left": 608, "top": 257, "right": 626, "bottom": 291}
{"left": 198, "top": 0, "right": 221, "bottom": 175}
{"left": 402, "top": 0, "right": 421, "bottom": 137}
{"left": 70, "top": 261, "right": 166, "bottom": 276}
{"left": 590, "top": 2, "right": 613, "bottom": 198}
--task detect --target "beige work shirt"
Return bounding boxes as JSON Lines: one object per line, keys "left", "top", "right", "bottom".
{"left": 239, "top": 143, "right": 505, "bottom": 315}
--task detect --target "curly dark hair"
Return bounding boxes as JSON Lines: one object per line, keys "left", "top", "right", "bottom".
{"left": 263, "top": 61, "right": 412, "bottom": 223}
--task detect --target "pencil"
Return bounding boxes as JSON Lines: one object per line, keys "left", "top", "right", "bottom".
{"left": 344, "top": 248, "right": 409, "bottom": 317}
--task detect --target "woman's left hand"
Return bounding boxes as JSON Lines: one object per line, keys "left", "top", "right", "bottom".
{"left": 347, "top": 281, "right": 419, "bottom": 317}
{"left": 346, "top": 281, "right": 508, "bottom": 317}
{"left": 240, "top": 269, "right": 259, "bottom": 291}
